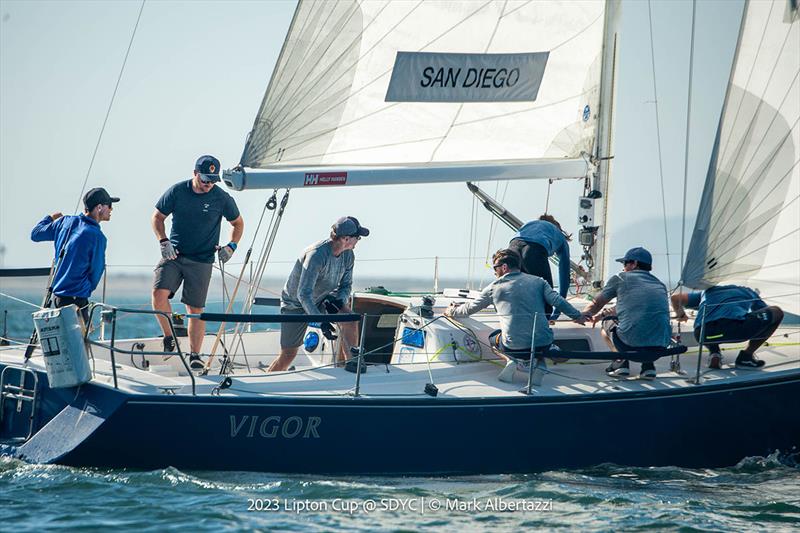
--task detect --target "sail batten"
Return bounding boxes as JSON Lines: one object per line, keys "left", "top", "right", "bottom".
{"left": 682, "top": 0, "right": 800, "bottom": 316}
{"left": 239, "top": 0, "right": 607, "bottom": 179}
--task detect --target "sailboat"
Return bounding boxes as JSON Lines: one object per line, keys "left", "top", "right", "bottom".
{"left": 0, "top": 0, "right": 798, "bottom": 474}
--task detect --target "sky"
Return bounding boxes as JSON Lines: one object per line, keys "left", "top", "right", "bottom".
{"left": 0, "top": 0, "right": 744, "bottom": 292}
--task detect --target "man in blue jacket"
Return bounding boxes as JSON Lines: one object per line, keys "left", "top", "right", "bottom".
{"left": 31, "top": 187, "right": 120, "bottom": 322}
{"left": 671, "top": 285, "right": 783, "bottom": 369}
{"left": 508, "top": 214, "right": 572, "bottom": 320}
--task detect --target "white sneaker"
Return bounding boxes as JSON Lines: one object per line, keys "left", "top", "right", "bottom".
{"left": 498, "top": 360, "right": 517, "bottom": 383}
{"left": 532, "top": 359, "right": 548, "bottom": 386}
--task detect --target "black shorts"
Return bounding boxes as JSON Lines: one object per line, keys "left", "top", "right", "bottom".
{"left": 694, "top": 308, "right": 777, "bottom": 345}
{"left": 508, "top": 238, "right": 553, "bottom": 315}
{"left": 489, "top": 330, "right": 548, "bottom": 361}
{"left": 602, "top": 318, "right": 663, "bottom": 353}
{"left": 54, "top": 295, "right": 89, "bottom": 323}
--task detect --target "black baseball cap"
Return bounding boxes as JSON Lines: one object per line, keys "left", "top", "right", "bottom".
{"left": 195, "top": 155, "right": 221, "bottom": 183}
{"left": 83, "top": 187, "right": 120, "bottom": 211}
{"left": 332, "top": 216, "right": 370, "bottom": 237}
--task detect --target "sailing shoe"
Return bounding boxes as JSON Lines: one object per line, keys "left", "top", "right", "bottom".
{"left": 639, "top": 362, "right": 657, "bottom": 380}
{"left": 708, "top": 351, "right": 722, "bottom": 370}
{"left": 189, "top": 353, "right": 205, "bottom": 371}
{"left": 497, "top": 360, "right": 517, "bottom": 383}
{"left": 605, "top": 359, "right": 630, "bottom": 376}
{"left": 735, "top": 351, "right": 765, "bottom": 369}
{"left": 162, "top": 335, "right": 175, "bottom": 353}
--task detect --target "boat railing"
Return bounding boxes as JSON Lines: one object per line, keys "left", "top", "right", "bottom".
{"left": 85, "top": 303, "right": 197, "bottom": 395}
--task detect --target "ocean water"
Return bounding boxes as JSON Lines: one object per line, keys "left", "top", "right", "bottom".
{"left": 1, "top": 454, "right": 799, "bottom": 531}
{"left": 2, "top": 291, "right": 800, "bottom": 531}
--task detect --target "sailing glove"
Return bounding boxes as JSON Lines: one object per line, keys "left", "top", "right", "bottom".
{"left": 320, "top": 322, "right": 338, "bottom": 341}
{"left": 160, "top": 239, "right": 177, "bottom": 260}
{"left": 322, "top": 295, "right": 345, "bottom": 314}
{"left": 217, "top": 242, "right": 236, "bottom": 264}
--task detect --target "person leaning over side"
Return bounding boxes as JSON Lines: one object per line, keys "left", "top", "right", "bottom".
{"left": 582, "top": 247, "right": 672, "bottom": 380}
{"left": 31, "top": 187, "right": 120, "bottom": 323}
{"left": 151, "top": 155, "right": 244, "bottom": 370}
{"left": 507, "top": 214, "right": 572, "bottom": 319}
{"left": 445, "top": 248, "right": 587, "bottom": 383}
{"left": 268, "top": 216, "right": 369, "bottom": 373}
{"left": 671, "top": 285, "right": 783, "bottom": 369}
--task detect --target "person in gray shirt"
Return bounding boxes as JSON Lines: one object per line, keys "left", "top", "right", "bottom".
{"left": 268, "top": 216, "right": 369, "bottom": 372}
{"left": 445, "top": 249, "right": 587, "bottom": 382}
{"left": 583, "top": 247, "right": 671, "bottom": 380}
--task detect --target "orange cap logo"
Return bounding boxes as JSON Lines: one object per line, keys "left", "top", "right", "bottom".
{"left": 209, "top": 164, "right": 216, "bottom": 173}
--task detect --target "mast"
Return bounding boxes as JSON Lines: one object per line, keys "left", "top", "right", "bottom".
{"left": 587, "top": 0, "right": 621, "bottom": 288}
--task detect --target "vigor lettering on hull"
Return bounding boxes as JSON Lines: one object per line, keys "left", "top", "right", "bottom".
{"left": 230, "top": 415, "right": 321, "bottom": 439}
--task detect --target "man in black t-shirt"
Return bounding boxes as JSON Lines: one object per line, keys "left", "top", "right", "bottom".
{"left": 151, "top": 155, "right": 244, "bottom": 368}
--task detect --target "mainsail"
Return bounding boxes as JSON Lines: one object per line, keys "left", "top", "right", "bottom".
{"left": 227, "top": 0, "right": 609, "bottom": 190}
{"left": 682, "top": 0, "right": 799, "bottom": 315}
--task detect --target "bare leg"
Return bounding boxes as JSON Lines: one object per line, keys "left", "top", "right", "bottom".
{"left": 268, "top": 347, "right": 299, "bottom": 372}
{"left": 185, "top": 304, "right": 205, "bottom": 354}
{"left": 337, "top": 304, "right": 359, "bottom": 362}
{"left": 744, "top": 306, "right": 784, "bottom": 355}
{"left": 600, "top": 326, "right": 617, "bottom": 351}
{"left": 152, "top": 288, "right": 173, "bottom": 336}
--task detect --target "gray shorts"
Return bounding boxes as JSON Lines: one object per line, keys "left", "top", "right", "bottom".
{"left": 153, "top": 256, "right": 213, "bottom": 308}
{"left": 280, "top": 307, "right": 310, "bottom": 349}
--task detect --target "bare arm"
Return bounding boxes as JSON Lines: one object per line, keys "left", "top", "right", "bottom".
{"left": 671, "top": 293, "right": 689, "bottom": 321}
{"left": 151, "top": 210, "right": 168, "bottom": 241}
{"left": 227, "top": 215, "right": 244, "bottom": 246}
{"left": 583, "top": 293, "right": 611, "bottom": 317}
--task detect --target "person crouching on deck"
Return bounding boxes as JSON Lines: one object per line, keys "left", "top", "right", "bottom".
{"left": 268, "top": 216, "right": 369, "bottom": 372}
{"left": 671, "top": 285, "right": 783, "bottom": 369}
{"left": 582, "top": 247, "right": 671, "bottom": 380}
{"left": 445, "top": 249, "right": 587, "bottom": 383}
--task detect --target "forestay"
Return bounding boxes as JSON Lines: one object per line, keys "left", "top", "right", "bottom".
{"left": 231, "top": 0, "right": 607, "bottom": 189}
{"left": 682, "top": 0, "right": 799, "bottom": 315}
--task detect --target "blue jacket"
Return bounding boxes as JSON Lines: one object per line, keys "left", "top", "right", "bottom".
{"left": 513, "top": 220, "right": 571, "bottom": 301}
{"left": 686, "top": 285, "right": 766, "bottom": 330}
{"left": 31, "top": 214, "right": 107, "bottom": 298}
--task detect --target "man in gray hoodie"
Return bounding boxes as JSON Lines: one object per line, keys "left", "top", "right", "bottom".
{"left": 268, "top": 216, "right": 369, "bottom": 372}
{"left": 446, "top": 248, "right": 587, "bottom": 381}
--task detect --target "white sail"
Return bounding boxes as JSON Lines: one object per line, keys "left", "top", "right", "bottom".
{"left": 234, "top": 0, "right": 607, "bottom": 189}
{"left": 682, "top": 0, "right": 799, "bottom": 315}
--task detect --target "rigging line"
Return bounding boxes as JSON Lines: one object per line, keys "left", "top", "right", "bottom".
{"left": 483, "top": 180, "right": 503, "bottom": 275}
{"left": 264, "top": 1, "right": 367, "bottom": 129}
{"left": 678, "top": 0, "right": 697, "bottom": 284}
{"left": 430, "top": 0, "right": 508, "bottom": 161}
{"left": 704, "top": 194, "right": 800, "bottom": 264}
{"left": 264, "top": 0, "right": 493, "bottom": 148}
{"left": 647, "top": 0, "right": 672, "bottom": 287}
{"left": 716, "top": 0, "right": 777, "bottom": 167}
{"left": 548, "top": 10, "right": 604, "bottom": 53}
{"left": 706, "top": 148, "right": 800, "bottom": 250}
{"left": 467, "top": 194, "right": 477, "bottom": 290}
{"left": 73, "top": 0, "right": 145, "bottom": 213}
{"left": 703, "top": 31, "right": 798, "bottom": 213}
{"left": 703, "top": 80, "right": 800, "bottom": 238}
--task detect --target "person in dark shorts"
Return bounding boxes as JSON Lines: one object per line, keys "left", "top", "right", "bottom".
{"left": 671, "top": 285, "right": 783, "bottom": 369}
{"left": 268, "top": 216, "right": 369, "bottom": 372}
{"left": 151, "top": 155, "right": 244, "bottom": 368}
{"left": 508, "top": 214, "right": 572, "bottom": 319}
{"left": 31, "top": 187, "right": 120, "bottom": 323}
{"left": 582, "top": 247, "right": 672, "bottom": 380}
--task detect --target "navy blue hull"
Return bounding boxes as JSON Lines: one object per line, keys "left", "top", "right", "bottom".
{"left": 3, "top": 364, "right": 800, "bottom": 474}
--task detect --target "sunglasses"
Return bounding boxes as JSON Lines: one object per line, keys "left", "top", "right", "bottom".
{"left": 492, "top": 263, "right": 504, "bottom": 272}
